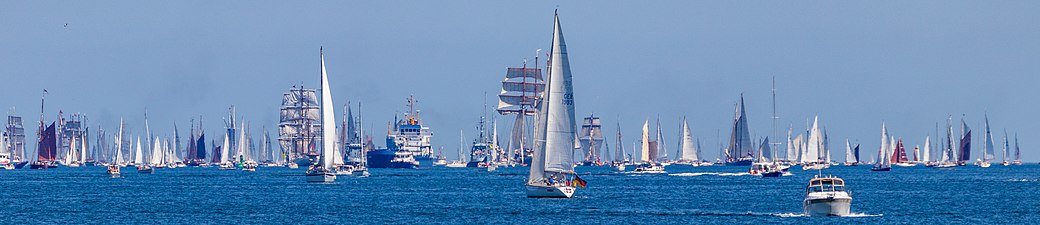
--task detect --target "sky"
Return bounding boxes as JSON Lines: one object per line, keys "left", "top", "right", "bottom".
{"left": 2, "top": 1, "right": 1039, "bottom": 162}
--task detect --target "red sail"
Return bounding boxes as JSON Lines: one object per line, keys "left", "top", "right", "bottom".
{"left": 890, "top": 139, "right": 909, "bottom": 163}
{"left": 37, "top": 122, "right": 57, "bottom": 162}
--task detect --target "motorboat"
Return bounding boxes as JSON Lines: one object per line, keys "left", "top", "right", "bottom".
{"left": 803, "top": 175, "right": 852, "bottom": 216}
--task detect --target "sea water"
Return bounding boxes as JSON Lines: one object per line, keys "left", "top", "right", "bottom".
{"left": 1, "top": 165, "right": 1038, "bottom": 224}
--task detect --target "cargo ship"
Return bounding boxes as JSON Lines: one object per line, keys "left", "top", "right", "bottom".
{"left": 367, "top": 95, "right": 433, "bottom": 168}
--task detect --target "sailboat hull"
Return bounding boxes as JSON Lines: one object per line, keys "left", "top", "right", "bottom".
{"left": 526, "top": 184, "right": 575, "bottom": 198}
{"left": 306, "top": 172, "right": 336, "bottom": 183}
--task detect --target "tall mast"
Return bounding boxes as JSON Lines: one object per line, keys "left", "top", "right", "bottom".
{"left": 771, "top": 76, "right": 778, "bottom": 162}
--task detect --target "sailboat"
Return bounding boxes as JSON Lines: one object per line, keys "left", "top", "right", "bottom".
{"left": 334, "top": 102, "right": 369, "bottom": 177}
{"left": 1001, "top": 130, "right": 1010, "bottom": 166}
{"left": 802, "top": 116, "right": 828, "bottom": 170}
{"left": 526, "top": 12, "right": 581, "bottom": 198}
{"left": 136, "top": 137, "right": 153, "bottom": 173}
{"left": 976, "top": 115, "right": 994, "bottom": 168}
{"left": 871, "top": 123, "right": 891, "bottom": 171}
{"left": 891, "top": 138, "right": 914, "bottom": 167}
{"left": 0, "top": 131, "right": 12, "bottom": 170}
{"left": 107, "top": 127, "right": 122, "bottom": 176}
{"left": 633, "top": 120, "right": 664, "bottom": 172}
{"left": 934, "top": 116, "right": 959, "bottom": 168}
{"left": 1013, "top": 133, "right": 1022, "bottom": 165}
{"left": 446, "top": 129, "right": 467, "bottom": 168}
{"left": 725, "top": 95, "right": 754, "bottom": 166}
{"left": 306, "top": 47, "right": 337, "bottom": 183}
{"left": 676, "top": 117, "right": 699, "bottom": 166}
{"left": 612, "top": 119, "right": 626, "bottom": 171}
{"left": 218, "top": 133, "right": 235, "bottom": 170}
{"left": 843, "top": 140, "right": 859, "bottom": 166}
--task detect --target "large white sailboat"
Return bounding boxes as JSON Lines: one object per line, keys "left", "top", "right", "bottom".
{"left": 218, "top": 133, "right": 235, "bottom": 170}
{"left": 802, "top": 116, "right": 828, "bottom": 170}
{"left": 675, "top": 117, "right": 699, "bottom": 166}
{"left": 526, "top": 12, "right": 582, "bottom": 198}
{"left": 871, "top": 123, "right": 891, "bottom": 171}
{"left": 306, "top": 47, "right": 337, "bottom": 183}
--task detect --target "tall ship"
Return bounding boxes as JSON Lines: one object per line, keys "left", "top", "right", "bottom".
{"left": 278, "top": 87, "right": 321, "bottom": 168}
{"left": 578, "top": 114, "right": 603, "bottom": 166}
{"left": 497, "top": 57, "right": 545, "bottom": 166}
{"left": 5, "top": 111, "right": 28, "bottom": 169}
{"left": 58, "top": 112, "right": 88, "bottom": 167}
{"left": 725, "top": 95, "right": 754, "bottom": 166}
{"left": 367, "top": 95, "right": 431, "bottom": 169}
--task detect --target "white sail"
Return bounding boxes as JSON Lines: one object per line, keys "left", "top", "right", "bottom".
{"left": 150, "top": 138, "right": 162, "bottom": 165}
{"left": 114, "top": 118, "right": 124, "bottom": 164}
{"left": 878, "top": 123, "right": 890, "bottom": 167}
{"left": 65, "top": 137, "right": 76, "bottom": 165}
{"left": 793, "top": 134, "right": 804, "bottom": 163}
{"left": 332, "top": 137, "right": 344, "bottom": 165}
{"left": 803, "top": 116, "right": 821, "bottom": 163}
{"left": 844, "top": 139, "right": 855, "bottom": 163}
{"left": 680, "top": 118, "right": 697, "bottom": 161}
{"left": 221, "top": 133, "right": 230, "bottom": 163}
{"left": 656, "top": 119, "right": 667, "bottom": 161}
{"left": 540, "top": 14, "right": 577, "bottom": 174}
{"left": 786, "top": 127, "right": 796, "bottom": 161}
{"left": 134, "top": 136, "right": 144, "bottom": 165}
{"left": 640, "top": 120, "right": 650, "bottom": 163}
{"left": 80, "top": 133, "right": 87, "bottom": 163}
{"left": 527, "top": 88, "right": 548, "bottom": 184}
{"left": 319, "top": 49, "right": 337, "bottom": 170}
{"left": 922, "top": 136, "right": 931, "bottom": 162}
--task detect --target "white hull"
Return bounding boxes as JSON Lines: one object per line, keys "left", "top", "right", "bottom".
{"left": 306, "top": 172, "right": 336, "bottom": 183}
{"left": 802, "top": 163, "right": 829, "bottom": 170}
{"left": 803, "top": 198, "right": 852, "bottom": 216}
{"left": 525, "top": 184, "right": 575, "bottom": 198}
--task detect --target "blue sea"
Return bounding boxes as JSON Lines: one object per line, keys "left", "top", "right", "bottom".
{"left": 1, "top": 164, "right": 1038, "bottom": 224}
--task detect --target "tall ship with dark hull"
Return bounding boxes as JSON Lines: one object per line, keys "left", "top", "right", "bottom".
{"left": 278, "top": 86, "right": 321, "bottom": 168}
{"left": 367, "top": 96, "right": 432, "bottom": 169}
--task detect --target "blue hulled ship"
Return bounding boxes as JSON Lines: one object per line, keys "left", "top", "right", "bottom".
{"left": 367, "top": 96, "right": 434, "bottom": 169}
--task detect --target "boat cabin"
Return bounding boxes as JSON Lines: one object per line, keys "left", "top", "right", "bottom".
{"left": 806, "top": 176, "right": 846, "bottom": 194}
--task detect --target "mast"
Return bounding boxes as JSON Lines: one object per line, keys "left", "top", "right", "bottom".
{"left": 615, "top": 118, "right": 623, "bottom": 163}
{"left": 771, "top": 77, "right": 778, "bottom": 162}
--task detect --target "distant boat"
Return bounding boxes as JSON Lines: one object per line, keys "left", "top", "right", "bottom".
{"left": 674, "top": 117, "right": 700, "bottom": 166}
{"left": 802, "top": 116, "right": 829, "bottom": 170}
{"left": 612, "top": 119, "right": 626, "bottom": 171}
{"left": 803, "top": 175, "right": 852, "bottom": 216}
{"left": 578, "top": 114, "right": 603, "bottom": 166}
{"left": 725, "top": 95, "right": 754, "bottom": 166}
{"left": 934, "top": 116, "right": 959, "bottom": 169}
{"left": 136, "top": 137, "right": 153, "bottom": 174}
{"left": 976, "top": 115, "right": 995, "bottom": 168}
{"left": 871, "top": 123, "right": 891, "bottom": 172}
{"left": 305, "top": 48, "right": 337, "bottom": 183}
{"left": 526, "top": 12, "right": 579, "bottom": 198}
{"left": 30, "top": 91, "right": 58, "bottom": 170}
{"left": 843, "top": 140, "right": 859, "bottom": 166}
{"left": 217, "top": 133, "right": 235, "bottom": 170}
{"left": 5, "top": 112, "right": 28, "bottom": 169}
{"left": 1013, "top": 133, "right": 1022, "bottom": 165}
{"left": 0, "top": 131, "right": 12, "bottom": 170}
{"left": 891, "top": 139, "right": 914, "bottom": 167}
{"left": 633, "top": 120, "right": 664, "bottom": 172}
{"left": 1001, "top": 130, "right": 1010, "bottom": 166}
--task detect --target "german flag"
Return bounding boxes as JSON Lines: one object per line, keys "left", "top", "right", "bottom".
{"left": 572, "top": 175, "right": 587, "bottom": 188}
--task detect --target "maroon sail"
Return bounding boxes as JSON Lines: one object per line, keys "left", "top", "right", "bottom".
{"left": 37, "top": 122, "right": 57, "bottom": 162}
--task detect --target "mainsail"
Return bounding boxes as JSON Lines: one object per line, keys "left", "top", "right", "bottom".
{"left": 844, "top": 139, "right": 856, "bottom": 164}
{"left": 803, "top": 116, "right": 822, "bottom": 163}
{"left": 959, "top": 119, "right": 971, "bottom": 163}
{"left": 318, "top": 48, "right": 337, "bottom": 170}
{"left": 679, "top": 118, "right": 697, "bottom": 162}
{"left": 922, "top": 136, "right": 931, "bottom": 162}
{"left": 655, "top": 118, "right": 667, "bottom": 162}
{"left": 983, "top": 115, "right": 995, "bottom": 161}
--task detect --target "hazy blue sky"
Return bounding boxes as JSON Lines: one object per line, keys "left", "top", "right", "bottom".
{"left": 2, "top": 1, "right": 1039, "bottom": 162}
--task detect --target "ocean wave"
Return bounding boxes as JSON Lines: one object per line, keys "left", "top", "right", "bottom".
{"left": 626, "top": 171, "right": 667, "bottom": 174}
{"left": 773, "top": 213, "right": 806, "bottom": 218}
{"left": 840, "top": 213, "right": 884, "bottom": 217}
{"left": 1008, "top": 179, "right": 1040, "bottom": 182}
{"left": 667, "top": 172, "right": 751, "bottom": 177}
